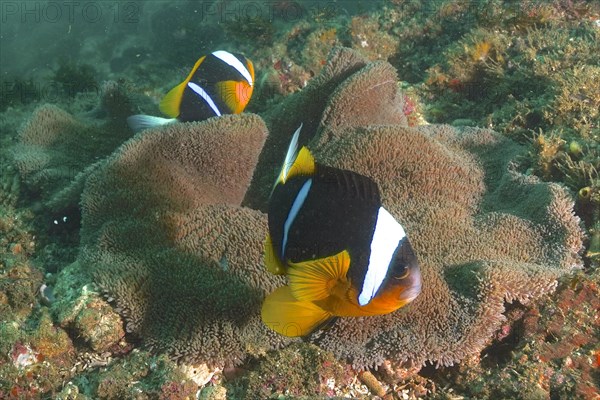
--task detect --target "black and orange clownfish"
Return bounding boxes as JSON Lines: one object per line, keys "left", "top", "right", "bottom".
{"left": 261, "top": 125, "right": 422, "bottom": 337}
{"left": 127, "top": 50, "right": 254, "bottom": 132}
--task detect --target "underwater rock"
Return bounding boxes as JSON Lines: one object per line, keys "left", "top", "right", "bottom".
{"left": 0, "top": 309, "right": 77, "bottom": 398}
{"left": 55, "top": 382, "right": 90, "bottom": 400}
{"left": 198, "top": 385, "right": 227, "bottom": 400}
{"left": 73, "top": 297, "right": 125, "bottom": 353}
{"left": 0, "top": 259, "right": 43, "bottom": 319}
{"left": 435, "top": 270, "right": 600, "bottom": 399}
{"left": 78, "top": 48, "right": 583, "bottom": 371}
{"left": 228, "top": 342, "right": 355, "bottom": 398}
{"left": 93, "top": 351, "right": 198, "bottom": 400}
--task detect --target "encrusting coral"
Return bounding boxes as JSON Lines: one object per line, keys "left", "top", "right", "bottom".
{"left": 77, "top": 48, "right": 583, "bottom": 371}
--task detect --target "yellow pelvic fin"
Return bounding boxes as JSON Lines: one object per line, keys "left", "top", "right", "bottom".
{"left": 159, "top": 55, "right": 206, "bottom": 118}
{"left": 263, "top": 234, "right": 286, "bottom": 275}
{"left": 278, "top": 146, "right": 315, "bottom": 185}
{"left": 215, "top": 80, "right": 253, "bottom": 114}
{"left": 261, "top": 285, "right": 331, "bottom": 337}
{"left": 287, "top": 250, "right": 351, "bottom": 302}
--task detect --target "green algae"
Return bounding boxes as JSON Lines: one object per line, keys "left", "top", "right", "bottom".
{"left": 423, "top": 20, "right": 599, "bottom": 140}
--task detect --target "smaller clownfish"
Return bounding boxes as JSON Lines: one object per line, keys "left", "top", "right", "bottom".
{"left": 127, "top": 50, "right": 254, "bottom": 132}
{"left": 261, "top": 125, "right": 422, "bottom": 337}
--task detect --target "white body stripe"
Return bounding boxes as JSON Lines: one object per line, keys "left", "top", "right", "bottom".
{"left": 282, "top": 179, "right": 312, "bottom": 255}
{"left": 212, "top": 50, "right": 253, "bottom": 86}
{"left": 187, "top": 82, "right": 222, "bottom": 116}
{"left": 358, "top": 207, "right": 406, "bottom": 306}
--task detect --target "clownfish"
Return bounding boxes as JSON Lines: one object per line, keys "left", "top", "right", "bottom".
{"left": 261, "top": 125, "right": 422, "bottom": 337}
{"left": 127, "top": 50, "right": 254, "bottom": 132}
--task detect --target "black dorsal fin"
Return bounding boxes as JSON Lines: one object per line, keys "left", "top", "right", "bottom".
{"left": 317, "top": 165, "right": 380, "bottom": 204}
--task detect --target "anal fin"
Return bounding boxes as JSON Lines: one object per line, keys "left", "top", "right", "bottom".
{"left": 261, "top": 286, "right": 331, "bottom": 337}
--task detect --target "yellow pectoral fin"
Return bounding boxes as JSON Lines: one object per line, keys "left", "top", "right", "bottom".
{"left": 159, "top": 82, "right": 186, "bottom": 118}
{"left": 215, "top": 80, "right": 253, "bottom": 114}
{"left": 261, "top": 286, "right": 331, "bottom": 337}
{"left": 287, "top": 250, "right": 351, "bottom": 302}
{"left": 264, "top": 234, "right": 286, "bottom": 275}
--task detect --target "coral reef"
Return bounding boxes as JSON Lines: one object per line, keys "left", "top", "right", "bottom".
{"left": 2, "top": 0, "right": 598, "bottom": 395}
{"left": 405, "top": 2, "right": 600, "bottom": 136}
{"left": 348, "top": 14, "right": 398, "bottom": 61}
{"left": 0, "top": 309, "right": 76, "bottom": 399}
{"left": 227, "top": 343, "right": 355, "bottom": 399}
{"left": 73, "top": 49, "right": 584, "bottom": 375}
{"left": 433, "top": 270, "right": 600, "bottom": 399}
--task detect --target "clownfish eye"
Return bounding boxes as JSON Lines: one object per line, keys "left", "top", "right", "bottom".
{"left": 394, "top": 269, "right": 410, "bottom": 280}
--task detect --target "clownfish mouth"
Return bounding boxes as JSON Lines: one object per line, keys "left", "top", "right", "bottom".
{"left": 396, "top": 263, "right": 422, "bottom": 304}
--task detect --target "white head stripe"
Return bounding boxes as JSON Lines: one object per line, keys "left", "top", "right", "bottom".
{"left": 358, "top": 207, "right": 406, "bottom": 306}
{"left": 187, "top": 82, "right": 222, "bottom": 116}
{"left": 212, "top": 50, "right": 253, "bottom": 86}
{"left": 282, "top": 179, "right": 312, "bottom": 255}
